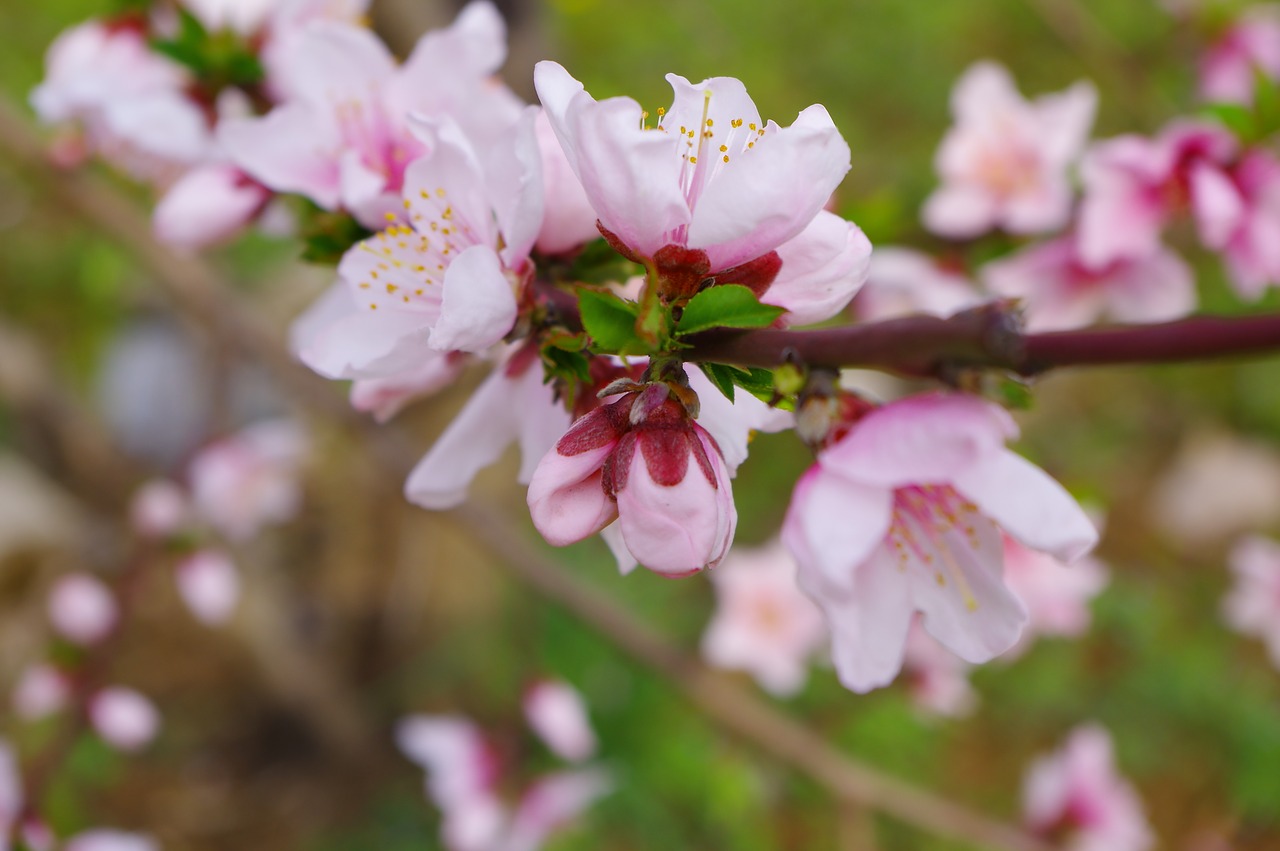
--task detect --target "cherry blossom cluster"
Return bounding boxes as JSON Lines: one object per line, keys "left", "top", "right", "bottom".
{"left": 397, "top": 680, "right": 609, "bottom": 851}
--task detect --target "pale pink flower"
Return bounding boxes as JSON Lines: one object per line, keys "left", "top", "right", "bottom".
{"left": 854, "top": 247, "right": 983, "bottom": 321}
{"left": 1023, "top": 725, "right": 1154, "bottom": 851}
{"left": 527, "top": 389, "right": 737, "bottom": 577}
{"left": 923, "top": 61, "right": 1096, "bottom": 238}
{"left": 89, "top": 687, "right": 160, "bottom": 752}
{"left": 535, "top": 61, "right": 864, "bottom": 315}
{"left": 782, "top": 393, "right": 1097, "bottom": 693}
{"left": 405, "top": 348, "right": 570, "bottom": 510}
{"left": 1194, "top": 149, "right": 1280, "bottom": 299}
{"left": 1078, "top": 121, "right": 1236, "bottom": 268}
{"left": 533, "top": 109, "right": 600, "bottom": 256}
{"left": 1223, "top": 535, "right": 1280, "bottom": 667}
{"left": 1003, "top": 529, "right": 1108, "bottom": 655}
{"left": 396, "top": 715, "right": 505, "bottom": 851}
{"left": 152, "top": 164, "right": 269, "bottom": 249}
{"left": 129, "top": 479, "right": 189, "bottom": 539}
{"left": 12, "top": 664, "right": 71, "bottom": 720}
{"left": 220, "top": 3, "right": 522, "bottom": 226}
{"left": 63, "top": 830, "right": 160, "bottom": 851}
{"left": 48, "top": 572, "right": 117, "bottom": 646}
{"left": 1200, "top": 7, "right": 1280, "bottom": 105}
{"left": 700, "top": 539, "right": 826, "bottom": 696}
{"left": 188, "top": 419, "right": 307, "bottom": 541}
{"left": 523, "top": 681, "right": 597, "bottom": 763}
{"left": 31, "top": 20, "right": 211, "bottom": 183}
{"left": 901, "top": 620, "right": 977, "bottom": 718}
{"left": 300, "top": 112, "right": 540, "bottom": 377}
{"left": 982, "top": 235, "right": 1195, "bottom": 331}
{"left": 175, "top": 549, "right": 241, "bottom": 626}
{"left": 501, "top": 769, "right": 612, "bottom": 851}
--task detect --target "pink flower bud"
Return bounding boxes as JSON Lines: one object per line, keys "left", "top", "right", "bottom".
{"left": 48, "top": 573, "right": 117, "bottom": 646}
{"left": 175, "top": 549, "right": 241, "bottom": 626}
{"left": 11, "top": 664, "right": 70, "bottom": 720}
{"left": 89, "top": 687, "right": 159, "bottom": 752}
{"left": 523, "top": 681, "right": 597, "bottom": 763}
{"left": 129, "top": 479, "right": 189, "bottom": 539}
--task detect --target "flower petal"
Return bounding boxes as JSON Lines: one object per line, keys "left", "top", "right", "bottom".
{"left": 782, "top": 466, "right": 892, "bottom": 590}
{"left": 430, "top": 244, "right": 517, "bottom": 352}
{"left": 762, "top": 210, "right": 872, "bottom": 326}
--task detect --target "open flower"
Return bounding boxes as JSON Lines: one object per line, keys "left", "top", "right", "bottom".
{"left": 535, "top": 61, "right": 866, "bottom": 317}
{"left": 221, "top": 2, "right": 522, "bottom": 225}
{"left": 527, "top": 385, "right": 736, "bottom": 577}
{"left": 1199, "top": 6, "right": 1280, "bottom": 105}
{"left": 782, "top": 393, "right": 1097, "bottom": 693}
{"left": 189, "top": 419, "right": 308, "bottom": 541}
{"left": 981, "top": 235, "right": 1195, "bottom": 331}
{"left": 923, "top": 61, "right": 1096, "bottom": 239}
{"left": 1023, "top": 725, "right": 1154, "bottom": 851}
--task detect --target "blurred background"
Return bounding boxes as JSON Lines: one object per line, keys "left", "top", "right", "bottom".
{"left": 2, "top": 0, "right": 1280, "bottom": 848}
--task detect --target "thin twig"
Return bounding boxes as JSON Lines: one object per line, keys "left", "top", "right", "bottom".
{"left": 0, "top": 96, "right": 1053, "bottom": 851}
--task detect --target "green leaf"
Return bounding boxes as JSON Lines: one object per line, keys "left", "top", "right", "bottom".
{"left": 1201, "top": 102, "right": 1258, "bottom": 142}
{"left": 698, "top": 363, "right": 738, "bottom": 402}
{"left": 562, "top": 237, "right": 644, "bottom": 285}
{"left": 697, "top": 363, "right": 780, "bottom": 406}
{"left": 675, "top": 284, "right": 785, "bottom": 335}
{"left": 578, "top": 288, "right": 641, "bottom": 352}
{"left": 1254, "top": 67, "right": 1280, "bottom": 137}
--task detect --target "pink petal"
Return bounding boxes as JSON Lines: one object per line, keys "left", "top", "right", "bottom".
{"left": 219, "top": 105, "right": 340, "bottom": 208}
{"left": 921, "top": 184, "right": 999, "bottom": 238}
{"left": 527, "top": 443, "right": 618, "bottom": 547}
{"left": 534, "top": 108, "right": 600, "bottom": 255}
{"left": 48, "top": 572, "right": 117, "bottom": 646}
{"left": 763, "top": 210, "right": 872, "bottom": 327}
{"left": 505, "top": 768, "right": 612, "bottom": 851}
{"left": 431, "top": 245, "right": 518, "bottom": 352}
{"left": 1190, "top": 162, "right": 1245, "bottom": 250}
{"left": 523, "top": 681, "right": 598, "bottom": 762}
{"left": 274, "top": 21, "right": 395, "bottom": 106}
{"left": 89, "top": 687, "right": 160, "bottom": 752}
{"left": 152, "top": 164, "right": 265, "bottom": 249}
{"left": 782, "top": 466, "right": 892, "bottom": 590}
{"left": 63, "top": 831, "right": 159, "bottom": 851}
{"left": 175, "top": 549, "right": 241, "bottom": 625}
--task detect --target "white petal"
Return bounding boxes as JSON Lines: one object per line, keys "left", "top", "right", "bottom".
{"left": 431, "top": 245, "right": 517, "bottom": 353}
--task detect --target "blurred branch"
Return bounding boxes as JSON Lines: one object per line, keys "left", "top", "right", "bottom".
{"left": 0, "top": 98, "right": 1052, "bottom": 851}
{"left": 685, "top": 304, "right": 1280, "bottom": 378}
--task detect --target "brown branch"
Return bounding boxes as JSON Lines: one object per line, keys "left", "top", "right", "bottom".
{"left": 685, "top": 303, "right": 1280, "bottom": 377}
{"left": 0, "top": 96, "right": 1052, "bottom": 851}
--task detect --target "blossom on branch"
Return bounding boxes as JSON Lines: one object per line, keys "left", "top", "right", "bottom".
{"left": 782, "top": 393, "right": 1097, "bottom": 693}
{"left": 923, "top": 61, "right": 1096, "bottom": 239}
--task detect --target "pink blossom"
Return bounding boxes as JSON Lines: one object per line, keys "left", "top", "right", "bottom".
{"left": 523, "top": 681, "right": 597, "bottom": 763}
{"left": 220, "top": 3, "right": 522, "bottom": 226}
{"left": 1078, "top": 121, "right": 1236, "bottom": 268}
{"left": 901, "top": 620, "right": 977, "bottom": 718}
{"left": 1023, "top": 725, "right": 1154, "bottom": 851}
{"left": 396, "top": 714, "right": 505, "bottom": 851}
{"left": 854, "top": 247, "right": 982, "bottom": 321}
{"left": 535, "top": 61, "right": 862, "bottom": 311}
{"left": 1223, "top": 535, "right": 1280, "bottom": 667}
{"left": 152, "top": 164, "right": 269, "bottom": 249}
{"left": 63, "top": 830, "right": 160, "bottom": 851}
{"left": 923, "top": 61, "right": 1096, "bottom": 238}
{"left": 527, "top": 387, "right": 737, "bottom": 577}
{"left": 982, "top": 235, "right": 1195, "bottom": 331}
{"left": 188, "top": 419, "right": 307, "bottom": 541}
{"left": 700, "top": 539, "right": 826, "bottom": 696}
{"left": 129, "top": 479, "right": 189, "bottom": 539}
{"left": 1195, "top": 149, "right": 1280, "bottom": 299}
{"left": 1003, "top": 528, "right": 1108, "bottom": 655}
{"left": 48, "top": 572, "right": 117, "bottom": 646}
{"left": 405, "top": 348, "right": 570, "bottom": 510}
{"left": 782, "top": 393, "right": 1097, "bottom": 693}
{"left": 31, "top": 20, "right": 211, "bottom": 183}
{"left": 89, "top": 687, "right": 160, "bottom": 752}
{"left": 175, "top": 549, "right": 241, "bottom": 625}
{"left": 533, "top": 109, "right": 600, "bottom": 256}
{"left": 502, "top": 769, "right": 612, "bottom": 851}
{"left": 1200, "top": 7, "right": 1280, "bottom": 105}
{"left": 12, "top": 664, "right": 71, "bottom": 720}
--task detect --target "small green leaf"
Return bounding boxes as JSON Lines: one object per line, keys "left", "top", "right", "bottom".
{"left": 578, "top": 288, "right": 641, "bottom": 352}
{"left": 562, "top": 237, "right": 644, "bottom": 285}
{"left": 675, "top": 284, "right": 785, "bottom": 335}
{"left": 997, "top": 377, "right": 1034, "bottom": 410}
{"left": 698, "top": 363, "right": 738, "bottom": 402}
{"left": 1201, "top": 102, "right": 1258, "bottom": 142}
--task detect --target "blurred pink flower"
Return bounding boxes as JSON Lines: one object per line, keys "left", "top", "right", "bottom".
{"left": 923, "top": 61, "right": 1096, "bottom": 239}
{"left": 901, "top": 619, "right": 977, "bottom": 718}
{"left": 1003, "top": 528, "right": 1109, "bottom": 656}
{"left": 220, "top": 3, "right": 521, "bottom": 226}
{"left": 502, "top": 769, "right": 612, "bottom": 851}
{"left": 700, "top": 539, "right": 826, "bottom": 696}
{"left": 523, "top": 681, "right": 598, "bottom": 763}
{"left": 535, "top": 61, "right": 864, "bottom": 317}
{"left": 527, "top": 388, "right": 736, "bottom": 577}
{"left": 1223, "top": 535, "right": 1280, "bottom": 667}
{"left": 1078, "top": 120, "right": 1236, "bottom": 268}
{"left": 63, "top": 830, "right": 160, "bottom": 851}
{"left": 128, "top": 479, "right": 189, "bottom": 540}
{"left": 1023, "top": 725, "right": 1154, "bottom": 851}
{"left": 152, "top": 164, "right": 268, "bottom": 249}
{"left": 1194, "top": 149, "right": 1280, "bottom": 299}
{"left": 11, "top": 664, "right": 71, "bottom": 720}
{"left": 188, "top": 419, "right": 307, "bottom": 541}
{"left": 854, "top": 247, "right": 982, "bottom": 321}
{"left": 175, "top": 549, "right": 241, "bottom": 626}
{"left": 396, "top": 715, "right": 505, "bottom": 851}
{"left": 982, "top": 235, "right": 1195, "bottom": 331}
{"left": 89, "top": 687, "right": 160, "bottom": 752}
{"left": 782, "top": 393, "right": 1097, "bottom": 693}
{"left": 48, "top": 572, "right": 117, "bottom": 646}
{"left": 1200, "top": 7, "right": 1280, "bottom": 105}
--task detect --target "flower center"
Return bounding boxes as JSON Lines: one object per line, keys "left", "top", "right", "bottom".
{"left": 888, "top": 485, "right": 985, "bottom": 610}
